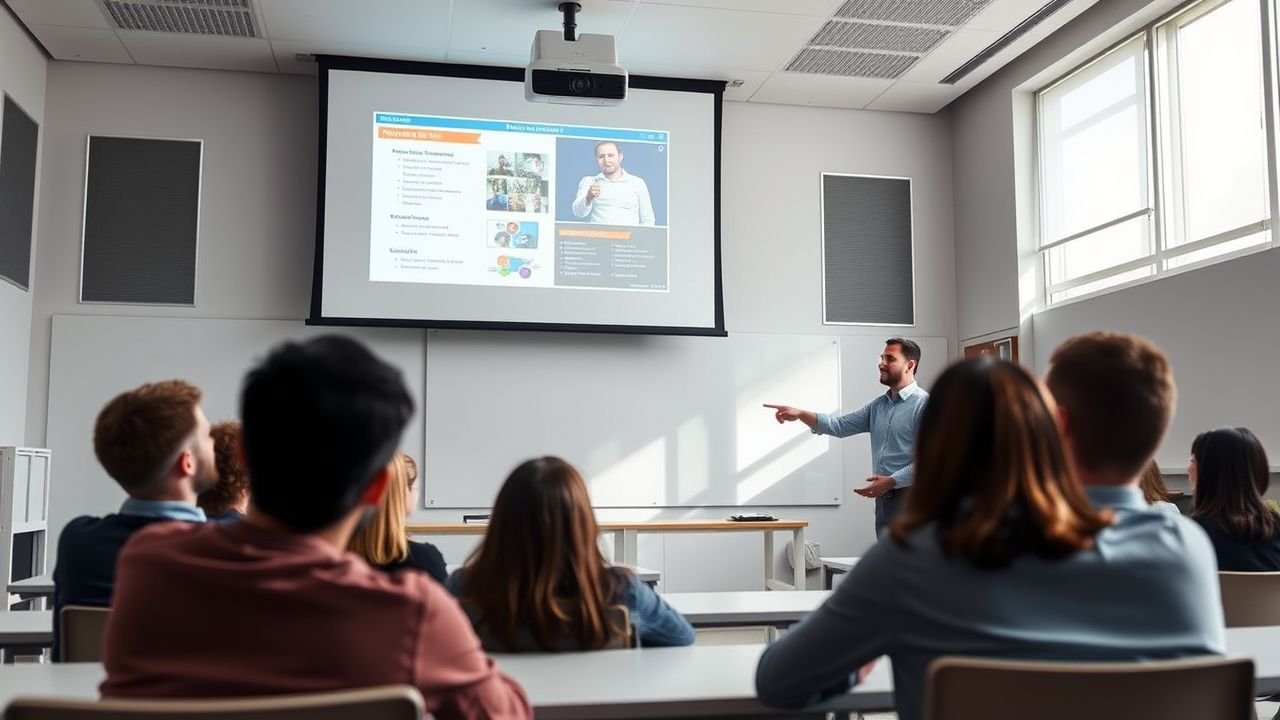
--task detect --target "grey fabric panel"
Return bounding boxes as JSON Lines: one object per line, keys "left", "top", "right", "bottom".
{"left": 82, "top": 136, "right": 201, "bottom": 304}
{"left": 0, "top": 96, "right": 40, "bottom": 291}
{"left": 822, "top": 174, "right": 914, "bottom": 325}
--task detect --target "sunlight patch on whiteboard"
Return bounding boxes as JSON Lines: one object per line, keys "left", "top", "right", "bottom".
{"left": 675, "top": 415, "right": 710, "bottom": 504}
{"left": 587, "top": 436, "right": 667, "bottom": 507}
{"left": 736, "top": 437, "right": 829, "bottom": 504}
{"left": 734, "top": 342, "right": 840, "bottom": 472}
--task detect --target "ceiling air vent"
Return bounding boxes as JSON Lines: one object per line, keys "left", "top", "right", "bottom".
{"left": 941, "top": 0, "right": 1073, "bottom": 84}
{"left": 833, "top": 0, "right": 996, "bottom": 27}
{"left": 810, "top": 20, "right": 950, "bottom": 55}
{"left": 785, "top": 48, "right": 919, "bottom": 80}
{"left": 101, "top": 0, "right": 259, "bottom": 38}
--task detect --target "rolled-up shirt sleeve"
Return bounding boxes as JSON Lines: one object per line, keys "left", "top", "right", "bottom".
{"left": 814, "top": 401, "right": 874, "bottom": 438}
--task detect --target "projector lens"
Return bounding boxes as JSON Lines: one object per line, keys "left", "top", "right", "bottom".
{"left": 569, "top": 75, "right": 593, "bottom": 94}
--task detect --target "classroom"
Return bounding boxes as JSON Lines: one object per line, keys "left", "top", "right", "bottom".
{"left": 1, "top": 0, "right": 1279, "bottom": 718}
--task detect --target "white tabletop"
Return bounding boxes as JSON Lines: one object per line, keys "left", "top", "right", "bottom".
{"left": 7, "top": 575, "right": 54, "bottom": 595}
{"left": 819, "top": 556, "right": 860, "bottom": 572}
{"left": 0, "top": 610, "right": 53, "bottom": 647}
{"left": 620, "top": 565, "right": 660, "bottom": 583}
{"left": 662, "top": 591, "right": 831, "bottom": 628}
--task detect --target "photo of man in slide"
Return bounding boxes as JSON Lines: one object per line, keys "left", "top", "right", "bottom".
{"left": 571, "top": 141, "right": 655, "bottom": 226}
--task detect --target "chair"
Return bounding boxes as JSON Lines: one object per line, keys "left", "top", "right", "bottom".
{"left": 923, "top": 656, "right": 1255, "bottom": 720}
{"left": 58, "top": 606, "right": 111, "bottom": 663}
{"left": 4, "top": 685, "right": 424, "bottom": 720}
{"left": 465, "top": 602, "right": 633, "bottom": 652}
{"left": 1219, "top": 571, "right": 1280, "bottom": 628}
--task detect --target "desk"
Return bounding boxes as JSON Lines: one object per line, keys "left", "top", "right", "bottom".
{"left": 0, "top": 611, "right": 52, "bottom": 648}
{"left": 7, "top": 575, "right": 54, "bottom": 599}
{"left": 410, "top": 520, "right": 809, "bottom": 591}
{"left": 663, "top": 591, "right": 831, "bottom": 629}
{"left": 819, "top": 557, "right": 860, "bottom": 590}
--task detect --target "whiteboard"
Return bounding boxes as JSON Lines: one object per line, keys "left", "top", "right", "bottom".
{"left": 45, "top": 314, "right": 426, "bottom": 549}
{"left": 424, "top": 332, "right": 846, "bottom": 508}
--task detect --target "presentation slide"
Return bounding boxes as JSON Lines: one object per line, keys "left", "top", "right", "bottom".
{"left": 313, "top": 59, "right": 723, "bottom": 334}
{"left": 368, "top": 113, "right": 670, "bottom": 292}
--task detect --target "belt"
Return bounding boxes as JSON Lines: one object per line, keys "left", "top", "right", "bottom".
{"left": 882, "top": 488, "right": 903, "bottom": 500}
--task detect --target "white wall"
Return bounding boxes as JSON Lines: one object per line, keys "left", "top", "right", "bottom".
{"left": 28, "top": 61, "right": 956, "bottom": 589}
{"left": 0, "top": 8, "right": 46, "bottom": 445}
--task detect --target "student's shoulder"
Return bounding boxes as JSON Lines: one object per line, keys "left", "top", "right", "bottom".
{"left": 120, "top": 520, "right": 207, "bottom": 554}
{"left": 1101, "top": 509, "right": 1217, "bottom": 574}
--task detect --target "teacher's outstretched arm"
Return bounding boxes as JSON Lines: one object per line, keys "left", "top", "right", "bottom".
{"left": 763, "top": 404, "right": 819, "bottom": 431}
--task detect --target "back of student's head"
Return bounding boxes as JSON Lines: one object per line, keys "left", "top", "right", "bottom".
{"left": 241, "top": 336, "right": 413, "bottom": 532}
{"left": 94, "top": 379, "right": 203, "bottom": 499}
{"left": 348, "top": 451, "right": 414, "bottom": 565}
{"left": 459, "top": 456, "right": 626, "bottom": 651}
{"left": 1191, "top": 427, "right": 1277, "bottom": 542}
{"left": 890, "top": 359, "right": 1110, "bottom": 568}
{"left": 1139, "top": 459, "right": 1173, "bottom": 504}
{"left": 198, "top": 420, "right": 249, "bottom": 517}
{"left": 1045, "top": 332, "right": 1175, "bottom": 478}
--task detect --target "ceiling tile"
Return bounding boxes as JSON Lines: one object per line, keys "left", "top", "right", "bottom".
{"left": 29, "top": 25, "right": 133, "bottom": 63}
{"left": 450, "top": 0, "right": 634, "bottom": 57}
{"left": 964, "top": 0, "right": 1055, "bottom": 32}
{"left": 620, "top": 4, "right": 824, "bottom": 72}
{"left": 900, "top": 28, "right": 1001, "bottom": 83}
{"left": 630, "top": 0, "right": 842, "bottom": 15}
{"left": 5, "top": 0, "right": 112, "bottom": 29}
{"left": 749, "top": 73, "right": 892, "bottom": 109}
{"left": 119, "top": 32, "right": 277, "bottom": 73}
{"left": 865, "top": 80, "right": 966, "bottom": 113}
{"left": 259, "top": 0, "right": 450, "bottom": 55}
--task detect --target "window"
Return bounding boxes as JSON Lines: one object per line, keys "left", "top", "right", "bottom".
{"left": 1036, "top": 0, "right": 1275, "bottom": 305}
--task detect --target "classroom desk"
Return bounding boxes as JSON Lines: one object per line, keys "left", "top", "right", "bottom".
{"left": 819, "top": 556, "right": 860, "bottom": 590}
{"left": 663, "top": 591, "right": 831, "bottom": 629}
{"left": 410, "top": 520, "right": 809, "bottom": 591}
{"left": 0, "top": 611, "right": 52, "bottom": 649}
{"left": 7, "top": 575, "right": 54, "bottom": 599}
{"left": 3, "top": 629, "right": 1280, "bottom": 718}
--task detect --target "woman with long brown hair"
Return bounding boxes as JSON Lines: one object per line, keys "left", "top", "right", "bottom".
{"left": 447, "top": 456, "right": 694, "bottom": 651}
{"left": 1190, "top": 427, "right": 1280, "bottom": 571}
{"left": 756, "top": 359, "right": 1224, "bottom": 720}
{"left": 348, "top": 452, "right": 448, "bottom": 583}
{"left": 1138, "top": 460, "right": 1181, "bottom": 515}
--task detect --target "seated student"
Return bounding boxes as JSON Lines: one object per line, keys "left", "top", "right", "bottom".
{"left": 348, "top": 452, "right": 448, "bottom": 583}
{"left": 197, "top": 420, "right": 250, "bottom": 523}
{"left": 755, "top": 358, "right": 1224, "bottom": 720}
{"left": 101, "top": 336, "right": 531, "bottom": 719}
{"left": 1189, "top": 427, "right": 1280, "bottom": 571}
{"left": 448, "top": 456, "right": 694, "bottom": 651}
{"left": 1139, "top": 459, "right": 1182, "bottom": 515}
{"left": 53, "top": 380, "right": 214, "bottom": 660}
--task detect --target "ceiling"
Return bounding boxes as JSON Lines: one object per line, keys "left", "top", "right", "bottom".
{"left": 3, "top": 0, "right": 1100, "bottom": 113}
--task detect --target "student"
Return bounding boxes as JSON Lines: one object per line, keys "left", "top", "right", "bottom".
{"left": 101, "top": 336, "right": 531, "bottom": 719}
{"left": 754, "top": 359, "right": 1224, "bottom": 720}
{"left": 448, "top": 456, "right": 694, "bottom": 651}
{"left": 1189, "top": 427, "right": 1280, "bottom": 571}
{"left": 349, "top": 452, "right": 448, "bottom": 583}
{"left": 1139, "top": 459, "right": 1181, "bottom": 515}
{"left": 53, "top": 380, "right": 214, "bottom": 660}
{"left": 197, "top": 420, "right": 250, "bottom": 523}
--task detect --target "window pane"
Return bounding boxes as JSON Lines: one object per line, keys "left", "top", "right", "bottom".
{"left": 1165, "top": 229, "right": 1269, "bottom": 269}
{"left": 1045, "top": 215, "right": 1153, "bottom": 286}
{"left": 1040, "top": 38, "right": 1150, "bottom": 243}
{"left": 1174, "top": 0, "right": 1270, "bottom": 242}
{"left": 1049, "top": 265, "right": 1155, "bottom": 304}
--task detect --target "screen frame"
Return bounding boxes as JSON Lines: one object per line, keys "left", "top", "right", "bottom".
{"left": 308, "top": 54, "right": 727, "bottom": 337}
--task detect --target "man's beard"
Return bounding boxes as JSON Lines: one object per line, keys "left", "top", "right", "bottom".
{"left": 193, "top": 459, "right": 219, "bottom": 495}
{"left": 879, "top": 370, "right": 901, "bottom": 387}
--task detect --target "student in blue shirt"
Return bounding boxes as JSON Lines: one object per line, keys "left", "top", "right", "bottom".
{"left": 767, "top": 337, "right": 928, "bottom": 536}
{"left": 447, "top": 456, "right": 694, "bottom": 651}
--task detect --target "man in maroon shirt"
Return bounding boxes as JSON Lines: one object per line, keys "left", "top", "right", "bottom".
{"left": 101, "top": 336, "right": 531, "bottom": 719}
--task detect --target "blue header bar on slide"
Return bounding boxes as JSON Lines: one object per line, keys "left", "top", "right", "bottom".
{"left": 374, "top": 113, "right": 667, "bottom": 143}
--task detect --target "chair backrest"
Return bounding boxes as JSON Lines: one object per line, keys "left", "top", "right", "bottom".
{"left": 924, "top": 656, "right": 1255, "bottom": 720}
{"left": 4, "top": 685, "right": 424, "bottom": 720}
{"left": 1219, "top": 571, "right": 1280, "bottom": 627}
{"left": 58, "top": 606, "right": 111, "bottom": 663}
{"left": 465, "top": 602, "right": 632, "bottom": 652}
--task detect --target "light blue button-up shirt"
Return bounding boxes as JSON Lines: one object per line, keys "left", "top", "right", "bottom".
{"left": 813, "top": 381, "right": 928, "bottom": 488}
{"left": 120, "top": 498, "right": 206, "bottom": 523}
{"left": 755, "top": 483, "right": 1225, "bottom": 720}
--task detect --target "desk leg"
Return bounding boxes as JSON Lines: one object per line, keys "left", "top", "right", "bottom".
{"left": 763, "top": 531, "right": 774, "bottom": 590}
{"left": 622, "top": 529, "right": 638, "bottom": 567}
{"left": 792, "top": 527, "right": 806, "bottom": 591}
{"left": 612, "top": 530, "right": 625, "bottom": 564}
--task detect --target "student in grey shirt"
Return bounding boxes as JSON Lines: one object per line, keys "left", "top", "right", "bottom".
{"left": 755, "top": 356, "right": 1224, "bottom": 720}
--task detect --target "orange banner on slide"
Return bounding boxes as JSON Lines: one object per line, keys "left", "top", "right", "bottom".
{"left": 558, "top": 228, "right": 633, "bottom": 240}
{"left": 377, "top": 127, "right": 480, "bottom": 143}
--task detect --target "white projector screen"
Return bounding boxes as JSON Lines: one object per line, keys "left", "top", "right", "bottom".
{"left": 311, "top": 56, "right": 725, "bottom": 335}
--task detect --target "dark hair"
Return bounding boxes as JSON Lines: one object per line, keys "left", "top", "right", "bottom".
{"left": 890, "top": 359, "right": 1111, "bottom": 569}
{"left": 94, "top": 380, "right": 203, "bottom": 498}
{"left": 198, "top": 421, "right": 249, "bottom": 517}
{"left": 240, "top": 336, "right": 413, "bottom": 532}
{"left": 457, "top": 456, "right": 628, "bottom": 651}
{"left": 1045, "top": 332, "right": 1175, "bottom": 478}
{"left": 594, "top": 140, "right": 621, "bottom": 155}
{"left": 1191, "top": 427, "right": 1277, "bottom": 542}
{"left": 885, "top": 337, "right": 922, "bottom": 373}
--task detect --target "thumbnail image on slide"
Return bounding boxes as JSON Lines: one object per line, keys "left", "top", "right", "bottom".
{"left": 486, "top": 176, "right": 548, "bottom": 213}
{"left": 556, "top": 138, "right": 668, "bottom": 227}
{"left": 490, "top": 221, "right": 539, "bottom": 249}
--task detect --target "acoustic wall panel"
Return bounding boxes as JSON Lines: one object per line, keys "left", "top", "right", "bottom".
{"left": 821, "top": 173, "right": 914, "bottom": 325}
{"left": 81, "top": 135, "right": 202, "bottom": 304}
{"left": 0, "top": 95, "right": 40, "bottom": 291}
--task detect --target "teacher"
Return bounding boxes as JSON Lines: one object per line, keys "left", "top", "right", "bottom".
{"left": 765, "top": 338, "right": 927, "bottom": 537}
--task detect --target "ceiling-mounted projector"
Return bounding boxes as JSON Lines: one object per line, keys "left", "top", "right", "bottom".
{"left": 525, "top": 3, "right": 627, "bottom": 106}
